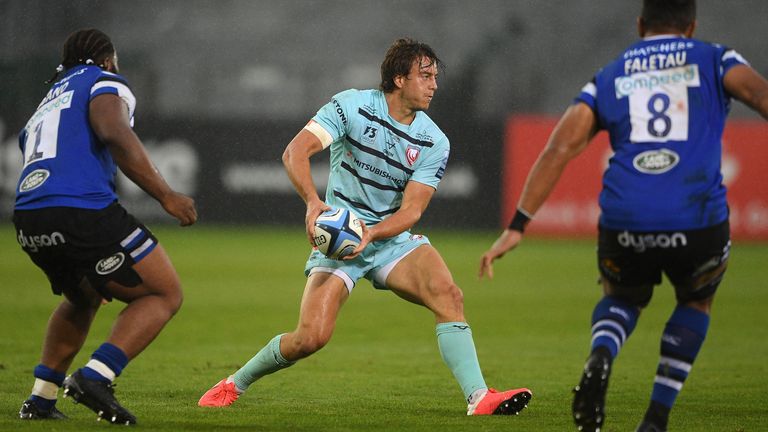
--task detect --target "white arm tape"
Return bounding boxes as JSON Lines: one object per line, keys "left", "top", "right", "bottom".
{"left": 304, "top": 121, "right": 334, "bottom": 149}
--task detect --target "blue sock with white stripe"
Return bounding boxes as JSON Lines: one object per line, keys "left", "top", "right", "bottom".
{"left": 30, "top": 364, "right": 65, "bottom": 410}
{"left": 81, "top": 343, "right": 129, "bottom": 383}
{"left": 651, "top": 305, "right": 709, "bottom": 409}
{"left": 590, "top": 296, "right": 640, "bottom": 359}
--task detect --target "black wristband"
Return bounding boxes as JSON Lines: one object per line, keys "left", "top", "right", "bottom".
{"left": 508, "top": 209, "right": 531, "bottom": 233}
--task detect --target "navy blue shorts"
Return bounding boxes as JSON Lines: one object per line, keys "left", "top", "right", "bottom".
{"left": 13, "top": 202, "right": 158, "bottom": 299}
{"left": 597, "top": 220, "right": 730, "bottom": 306}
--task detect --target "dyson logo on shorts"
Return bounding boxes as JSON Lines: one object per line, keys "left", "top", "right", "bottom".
{"left": 17, "top": 229, "right": 66, "bottom": 253}
{"left": 618, "top": 231, "right": 687, "bottom": 252}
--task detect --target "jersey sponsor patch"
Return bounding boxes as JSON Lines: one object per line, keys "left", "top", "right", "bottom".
{"left": 405, "top": 145, "right": 420, "bottom": 166}
{"left": 19, "top": 169, "right": 50, "bottom": 192}
{"left": 632, "top": 148, "right": 680, "bottom": 174}
{"left": 95, "top": 252, "right": 126, "bottom": 275}
{"left": 616, "top": 65, "right": 700, "bottom": 143}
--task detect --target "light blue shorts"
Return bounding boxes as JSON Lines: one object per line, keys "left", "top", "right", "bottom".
{"left": 304, "top": 231, "right": 430, "bottom": 292}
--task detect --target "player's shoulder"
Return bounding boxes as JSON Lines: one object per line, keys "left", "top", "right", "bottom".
{"left": 94, "top": 69, "right": 131, "bottom": 87}
{"left": 330, "top": 88, "right": 367, "bottom": 105}
{"left": 414, "top": 112, "right": 448, "bottom": 146}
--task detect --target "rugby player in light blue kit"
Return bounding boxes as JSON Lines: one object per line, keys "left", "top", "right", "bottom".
{"left": 479, "top": 1, "right": 768, "bottom": 431}
{"left": 199, "top": 38, "right": 532, "bottom": 416}
{"left": 14, "top": 29, "right": 197, "bottom": 424}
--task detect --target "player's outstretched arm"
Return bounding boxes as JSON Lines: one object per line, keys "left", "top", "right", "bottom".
{"left": 89, "top": 94, "right": 197, "bottom": 226}
{"left": 282, "top": 128, "right": 330, "bottom": 245}
{"left": 724, "top": 64, "right": 768, "bottom": 120}
{"left": 478, "top": 102, "right": 597, "bottom": 280}
{"left": 478, "top": 229, "right": 523, "bottom": 280}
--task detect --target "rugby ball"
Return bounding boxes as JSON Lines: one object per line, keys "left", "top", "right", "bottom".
{"left": 313, "top": 208, "right": 363, "bottom": 259}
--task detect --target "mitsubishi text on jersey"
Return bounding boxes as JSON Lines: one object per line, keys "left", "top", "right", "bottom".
{"left": 311, "top": 89, "right": 450, "bottom": 225}
{"left": 15, "top": 65, "right": 136, "bottom": 210}
{"left": 575, "top": 35, "right": 749, "bottom": 231}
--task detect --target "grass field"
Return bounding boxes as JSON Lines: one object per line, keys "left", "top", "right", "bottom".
{"left": 0, "top": 224, "right": 766, "bottom": 431}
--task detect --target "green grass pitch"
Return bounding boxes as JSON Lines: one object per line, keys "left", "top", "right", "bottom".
{"left": 1, "top": 224, "right": 766, "bottom": 431}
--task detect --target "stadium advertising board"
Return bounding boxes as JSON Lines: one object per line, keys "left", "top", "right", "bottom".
{"left": 502, "top": 116, "right": 768, "bottom": 240}
{"left": 0, "top": 116, "right": 501, "bottom": 228}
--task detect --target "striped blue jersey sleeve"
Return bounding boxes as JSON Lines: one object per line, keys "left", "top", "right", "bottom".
{"left": 718, "top": 47, "right": 750, "bottom": 80}
{"left": 90, "top": 72, "right": 137, "bottom": 123}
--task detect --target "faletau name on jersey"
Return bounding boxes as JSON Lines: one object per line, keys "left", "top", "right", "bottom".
{"left": 632, "top": 148, "right": 680, "bottom": 174}
{"left": 624, "top": 50, "right": 687, "bottom": 75}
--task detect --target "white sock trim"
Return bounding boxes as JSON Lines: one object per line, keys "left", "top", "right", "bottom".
{"left": 32, "top": 378, "right": 59, "bottom": 400}
{"left": 466, "top": 388, "right": 489, "bottom": 415}
{"left": 86, "top": 359, "right": 116, "bottom": 381}
{"left": 225, "top": 375, "right": 245, "bottom": 394}
{"left": 654, "top": 375, "right": 684, "bottom": 391}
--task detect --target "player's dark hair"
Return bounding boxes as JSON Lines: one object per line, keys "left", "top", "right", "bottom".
{"left": 380, "top": 38, "right": 443, "bottom": 93}
{"left": 45, "top": 28, "right": 115, "bottom": 84}
{"left": 641, "top": 0, "right": 696, "bottom": 32}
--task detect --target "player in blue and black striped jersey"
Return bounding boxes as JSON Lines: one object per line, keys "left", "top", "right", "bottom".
{"left": 199, "top": 38, "right": 532, "bottom": 417}
{"left": 14, "top": 29, "right": 197, "bottom": 425}
{"left": 480, "top": 1, "right": 768, "bottom": 431}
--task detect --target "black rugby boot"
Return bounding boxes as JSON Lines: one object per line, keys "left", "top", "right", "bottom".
{"left": 19, "top": 398, "right": 67, "bottom": 420}
{"left": 636, "top": 401, "right": 669, "bottom": 432}
{"left": 62, "top": 370, "right": 136, "bottom": 425}
{"left": 572, "top": 347, "right": 612, "bottom": 432}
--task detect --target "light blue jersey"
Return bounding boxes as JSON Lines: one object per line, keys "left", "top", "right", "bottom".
{"left": 15, "top": 65, "right": 136, "bottom": 210}
{"left": 312, "top": 89, "right": 450, "bottom": 226}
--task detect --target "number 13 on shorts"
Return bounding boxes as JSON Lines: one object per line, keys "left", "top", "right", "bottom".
{"left": 616, "top": 65, "right": 701, "bottom": 143}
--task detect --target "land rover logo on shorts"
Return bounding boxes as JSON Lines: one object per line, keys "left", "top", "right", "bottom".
{"left": 633, "top": 148, "right": 679, "bottom": 174}
{"left": 19, "top": 169, "right": 50, "bottom": 192}
{"left": 96, "top": 252, "right": 125, "bottom": 275}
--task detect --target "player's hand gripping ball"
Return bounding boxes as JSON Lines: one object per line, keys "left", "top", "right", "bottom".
{"left": 313, "top": 208, "right": 364, "bottom": 259}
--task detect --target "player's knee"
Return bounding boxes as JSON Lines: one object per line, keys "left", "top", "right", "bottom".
{"left": 427, "top": 280, "right": 464, "bottom": 313}
{"left": 602, "top": 279, "right": 652, "bottom": 309}
{"left": 292, "top": 322, "right": 335, "bottom": 356}
{"left": 291, "top": 332, "right": 330, "bottom": 358}
{"left": 426, "top": 276, "right": 460, "bottom": 297}
{"left": 165, "top": 284, "right": 183, "bottom": 315}
{"left": 152, "top": 272, "right": 183, "bottom": 314}
{"left": 683, "top": 297, "right": 713, "bottom": 314}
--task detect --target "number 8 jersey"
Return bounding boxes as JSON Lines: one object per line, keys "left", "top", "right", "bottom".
{"left": 15, "top": 65, "right": 136, "bottom": 211}
{"left": 576, "top": 35, "right": 749, "bottom": 231}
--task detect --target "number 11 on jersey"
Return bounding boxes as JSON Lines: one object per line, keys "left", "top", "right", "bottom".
{"left": 22, "top": 90, "right": 74, "bottom": 167}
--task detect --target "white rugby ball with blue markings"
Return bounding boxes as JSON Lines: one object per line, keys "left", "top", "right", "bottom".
{"left": 313, "top": 208, "right": 363, "bottom": 260}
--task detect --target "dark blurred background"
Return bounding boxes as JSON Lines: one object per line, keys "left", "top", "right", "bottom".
{"left": 1, "top": 0, "right": 766, "bottom": 228}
